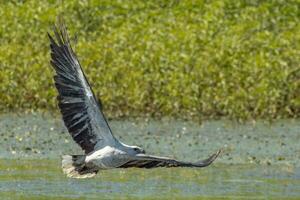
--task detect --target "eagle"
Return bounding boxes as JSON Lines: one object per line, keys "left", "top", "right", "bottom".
{"left": 48, "top": 18, "right": 221, "bottom": 178}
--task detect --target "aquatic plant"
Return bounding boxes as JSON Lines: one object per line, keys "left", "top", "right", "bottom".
{"left": 0, "top": 0, "right": 299, "bottom": 120}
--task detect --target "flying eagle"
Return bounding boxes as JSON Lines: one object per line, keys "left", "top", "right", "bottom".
{"left": 48, "top": 19, "right": 221, "bottom": 178}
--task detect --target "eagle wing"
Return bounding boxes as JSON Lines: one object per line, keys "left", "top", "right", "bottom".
{"left": 120, "top": 149, "right": 221, "bottom": 168}
{"left": 48, "top": 19, "right": 117, "bottom": 154}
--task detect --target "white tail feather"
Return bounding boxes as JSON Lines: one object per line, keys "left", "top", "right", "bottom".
{"left": 61, "top": 155, "right": 97, "bottom": 179}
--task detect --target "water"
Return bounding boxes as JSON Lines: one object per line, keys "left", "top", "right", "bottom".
{"left": 0, "top": 113, "right": 299, "bottom": 199}
{"left": 0, "top": 159, "right": 299, "bottom": 199}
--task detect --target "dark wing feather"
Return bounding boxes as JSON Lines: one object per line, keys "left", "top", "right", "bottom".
{"left": 119, "top": 149, "right": 221, "bottom": 168}
{"left": 48, "top": 19, "right": 116, "bottom": 154}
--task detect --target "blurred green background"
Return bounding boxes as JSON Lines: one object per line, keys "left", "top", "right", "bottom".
{"left": 0, "top": 0, "right": 299, "bottom": 120}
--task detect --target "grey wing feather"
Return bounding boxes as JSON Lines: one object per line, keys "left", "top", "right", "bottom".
{"left": 48, "top": 19, "right": 116, "bottom": 154}
{"left": 119, "top": 150, "right": 221, "bottom": 168}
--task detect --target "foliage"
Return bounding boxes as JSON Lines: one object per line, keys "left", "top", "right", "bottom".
{"left": 0, "top": 0, "right": 299, "bottom": 120}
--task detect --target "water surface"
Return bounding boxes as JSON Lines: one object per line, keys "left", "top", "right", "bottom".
{"left": 1, "top": 159, "right": 299, "bottom": 199}
{"left": 0, "top": 113, "right": 299, "bottom": 199}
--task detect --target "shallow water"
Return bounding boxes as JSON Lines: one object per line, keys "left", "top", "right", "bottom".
{"left": 0, "top": 113, "right": 299, "bottom": 199}
{"left": 0, "top": 159, "right": 299, "bottom": 199}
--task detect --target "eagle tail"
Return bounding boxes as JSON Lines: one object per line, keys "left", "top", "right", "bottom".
{"left": 62, "top": 155, "right": 98, "bottom": 178}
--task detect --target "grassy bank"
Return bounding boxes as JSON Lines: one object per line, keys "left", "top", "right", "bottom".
{"left": 0, "top": 0, "right": 299, "bottom": 120}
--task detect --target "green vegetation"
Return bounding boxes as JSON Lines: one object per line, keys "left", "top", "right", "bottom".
{"left": 0, "top": 0, "right": 299, "bottom": 120}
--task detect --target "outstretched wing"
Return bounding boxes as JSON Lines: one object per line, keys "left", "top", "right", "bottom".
{"left": 119, "top": 149, "right": 221, "bottom": 168}
{"left": 48, "top": 19, "right": 116, "bottom": 154}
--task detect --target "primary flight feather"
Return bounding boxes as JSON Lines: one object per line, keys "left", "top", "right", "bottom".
{"left": 48, "top": 19, "right": 221, "bottom": 178}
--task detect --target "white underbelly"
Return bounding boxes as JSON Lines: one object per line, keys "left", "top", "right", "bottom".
{"left": 93, "top": 156, "right": 128, "bottom": 169}
{"left": 85, "top": 146, "right": 129, "bottom": 169}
